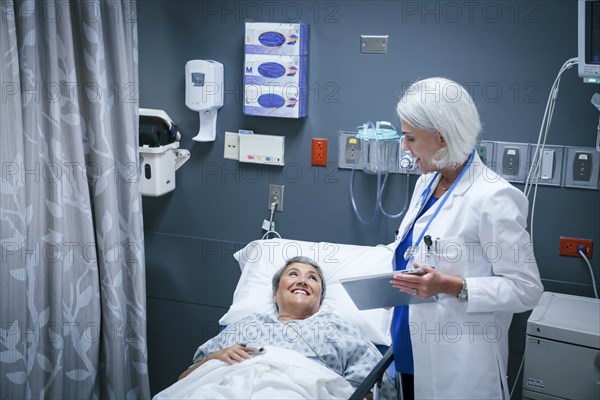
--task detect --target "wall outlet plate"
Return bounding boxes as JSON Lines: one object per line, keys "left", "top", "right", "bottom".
{"left": 311, "top": 138, "right": 328, "bottom": 167}
{"left": 224, "top": 131, "right": 239, "bottom": 160}
{"left": 360, "top": 35, "right": 388, "bottom": 53}
{"left": 526, "top": 144, "right": 564, "bottom": 187}
{"left": 559, "top": 237, "right": 593, "bottom": 258}
{"left": 493, "top": 142, "right": 529, "bottom": 183}
{"left": 563, "top": 146, "right": 600, "bottom": 190}
{"left": 268, "top": 184, "right": 284, "bottom": 212}
{"left": 477, "top": 140, "right": 495, "bottom": 167}
{"left": 338, "top": 131, "right": 360, "bottom": 169}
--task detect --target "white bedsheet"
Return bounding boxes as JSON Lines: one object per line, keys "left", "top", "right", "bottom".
{"left": 153, "top": 346, "right": 356, "bottom": 399}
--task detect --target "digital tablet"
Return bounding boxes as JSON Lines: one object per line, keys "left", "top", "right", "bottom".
{"left": 340, "top": 271, "right": 437, "bottom": 310}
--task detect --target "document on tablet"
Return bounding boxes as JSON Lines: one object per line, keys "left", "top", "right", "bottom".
{"left": 340, "top": 271, "right": 436, "bottom": 310}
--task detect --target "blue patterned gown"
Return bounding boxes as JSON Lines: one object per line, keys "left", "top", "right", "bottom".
{"left": 192, "top": 311, "right": 395, "bottom": 398}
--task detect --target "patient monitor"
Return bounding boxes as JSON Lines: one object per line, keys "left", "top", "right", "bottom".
{"left": 185, "top": 59, "right": 224, "bottom": 142}
{"left": 578, "top": 0, "right": 600, "bottom": 83}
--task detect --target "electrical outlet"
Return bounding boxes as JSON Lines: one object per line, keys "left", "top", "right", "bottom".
{"left": 311, "top": 138, "right": 328, "bottom": 167}
{"left": 224, "top": 131, "right": 239, "bottom": 160}
{"left": 268, "top": 184, "right": 284, "bottom": 212}
{"left": 559, "top": 237, "right": 593, "bottom": 258}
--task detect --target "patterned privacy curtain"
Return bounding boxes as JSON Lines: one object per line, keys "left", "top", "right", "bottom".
{"left": 0, "top": 1, "right": 149, "bottom": 398}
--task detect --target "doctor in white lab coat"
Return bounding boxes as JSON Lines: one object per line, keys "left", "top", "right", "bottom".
{"left": 389, "top": 77, "right": 543, "bottom": 400}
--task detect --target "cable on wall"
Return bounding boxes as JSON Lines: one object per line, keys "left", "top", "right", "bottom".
{"left": 261, "top": 201, "right": 282, "bottom": 240}
{"left": 524, "top": 57, "right": 578, "bottom": 243}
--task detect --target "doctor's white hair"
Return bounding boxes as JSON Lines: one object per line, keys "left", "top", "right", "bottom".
{"left": 396, "top": 77, "right": 481, "bottom": 168}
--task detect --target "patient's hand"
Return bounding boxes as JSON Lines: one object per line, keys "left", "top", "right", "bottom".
{"left": 178, "top": 344, "right": 253, "bottom": 381}
{"left": 209, "top": 344, "right": 253, "bottom": 365}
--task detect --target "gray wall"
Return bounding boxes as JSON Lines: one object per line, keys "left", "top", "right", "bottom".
{"left": 137, "top": 0, "right": 600, "bottom": 395}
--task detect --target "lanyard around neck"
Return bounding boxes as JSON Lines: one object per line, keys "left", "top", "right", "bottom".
{"left": 405, "top": 151, "right": 475, "bottom": 259}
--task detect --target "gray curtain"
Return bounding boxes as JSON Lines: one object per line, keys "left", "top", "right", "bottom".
{"left": 1, "top": 1, "right": 149, "bottom": 398}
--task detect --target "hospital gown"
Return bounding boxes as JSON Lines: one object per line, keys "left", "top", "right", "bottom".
{"left": 193, "top": 311, "right": 395, "bottom": 399}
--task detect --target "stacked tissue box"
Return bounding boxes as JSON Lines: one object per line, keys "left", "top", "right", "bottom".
{"left": 243, "top": 22, "right": 308, "bottom": 118}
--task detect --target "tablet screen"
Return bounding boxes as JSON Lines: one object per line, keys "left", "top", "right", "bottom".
{"left": 340, "top": 271, "right": 436, "bottom": 310}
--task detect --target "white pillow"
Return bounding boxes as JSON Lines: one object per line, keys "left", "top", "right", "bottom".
{"left": 219, "top": 238, "right": 395, "bottom": 346}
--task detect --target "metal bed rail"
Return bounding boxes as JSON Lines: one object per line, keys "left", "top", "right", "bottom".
{"left": 349, "top": 347, "right": 395, "bottom": 400}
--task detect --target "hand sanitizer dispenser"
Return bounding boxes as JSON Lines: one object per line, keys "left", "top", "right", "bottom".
{"left": 185, "top": 60, "right": 224, "bottom": 142}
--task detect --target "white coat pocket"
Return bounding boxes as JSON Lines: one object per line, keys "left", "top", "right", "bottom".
{"left": 424, "top": 341, "right": 504, "bottom": 399}
{"left": 434, "top": 236, "right": 466, "bottom": 278}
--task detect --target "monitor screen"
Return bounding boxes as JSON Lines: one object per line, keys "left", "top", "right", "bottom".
{"left": 589, "top": 1, "right": 600, "bottom": 64}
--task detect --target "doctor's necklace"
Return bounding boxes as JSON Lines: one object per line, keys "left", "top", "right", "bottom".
{"left": 439, "top": 174, "right": 459, "bottom": 190}
{"left": 439, "top": 160, "right": 470, "bottom": 190}
{"left": 403, "top": 151, "right": 475, "bottom": 261}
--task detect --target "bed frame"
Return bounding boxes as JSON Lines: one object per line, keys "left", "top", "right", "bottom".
{"left": 350, "top": 347, "right": 396, "bottom": 400}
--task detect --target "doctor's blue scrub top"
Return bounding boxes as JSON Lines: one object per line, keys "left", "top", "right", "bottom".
{"left": 391, "top": 195, "right": 438, "bottom": 374}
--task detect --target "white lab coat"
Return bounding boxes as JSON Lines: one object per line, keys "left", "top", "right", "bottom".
{"left": 392, "top": 152, "right": 543, "bottom": 400}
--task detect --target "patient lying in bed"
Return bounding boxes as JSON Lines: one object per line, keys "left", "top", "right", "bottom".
{"left": 155, "top": 256, "right": 394, "bottom": 399}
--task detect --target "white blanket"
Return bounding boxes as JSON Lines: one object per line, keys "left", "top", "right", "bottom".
{"left": 153, "top": 346, "right": 356, "bottom": 399}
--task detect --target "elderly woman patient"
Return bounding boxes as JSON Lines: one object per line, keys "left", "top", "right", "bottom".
{"left": 173, "top": 256, "right": 394, "bottom": 399}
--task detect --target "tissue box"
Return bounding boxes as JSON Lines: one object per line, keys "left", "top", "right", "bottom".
{"left": 243, "top": 84, "right": 307, "bottom": 118}
{"left": 245, "top": 22, "right": 308, "bottom": 55}
{"left": 244, "top": 54, "right": 307, "bottom": 87}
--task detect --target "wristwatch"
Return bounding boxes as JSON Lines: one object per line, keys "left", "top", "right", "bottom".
{"left": 457, "top": 279, "right": 468, "bottom": 302}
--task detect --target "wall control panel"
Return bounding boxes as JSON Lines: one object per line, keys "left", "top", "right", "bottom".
{"left": 224, "top": 131, "right": 285, "bottom": 166}
{"left": 494, "top": 142, "right": 530, "bottom": 183}
{"left": 335, "top": 136, "right": 598, "bottom": 190}
{"left": 527, "top": 144, "right": 564, "bottom": 187}
{"left": 564, "top": 147, "right": 599, "bottom": 189}
{"left": 338, "top": 131, "right": 360, "bottom": 169}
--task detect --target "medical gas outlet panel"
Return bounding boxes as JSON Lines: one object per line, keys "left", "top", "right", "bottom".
{"left": 337, "top": 134, "right": 600, "bottom": 190}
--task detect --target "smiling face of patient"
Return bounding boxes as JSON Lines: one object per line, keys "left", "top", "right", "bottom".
{"left": 274, "top": 262, "right": 323, "bottom": 321}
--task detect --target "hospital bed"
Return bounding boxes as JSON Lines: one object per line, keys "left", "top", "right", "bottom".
{"left": 155, "top": 238, "right": 397, "bottom": 399}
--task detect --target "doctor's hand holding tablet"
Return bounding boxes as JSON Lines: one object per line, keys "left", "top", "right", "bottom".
{"left": 389, "top": 265, "right": 463, "bottom": 300}
{"left": 390, "top": 237, "right": 465, "bottom": 300}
